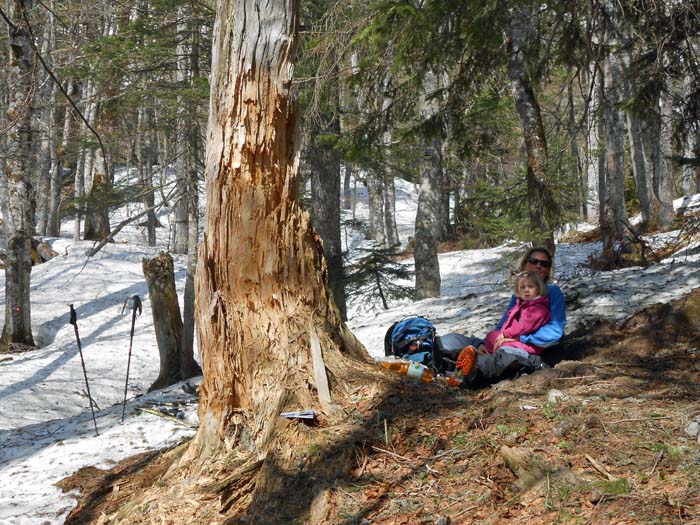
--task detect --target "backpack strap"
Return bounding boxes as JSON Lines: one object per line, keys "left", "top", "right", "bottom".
{"left": 383, "top": 321, "right": 399, "bottom": 357}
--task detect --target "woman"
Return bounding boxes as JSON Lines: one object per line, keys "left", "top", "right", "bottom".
{"left": 492, "top": 247, "right": 566, "bottom": 351}
{"left": 453, "top": 247, "right": 566, "bottom": 387}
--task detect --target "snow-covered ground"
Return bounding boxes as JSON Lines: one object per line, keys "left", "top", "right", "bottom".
{"left": 1, "top": 176, "right": 700, "bottom": 524}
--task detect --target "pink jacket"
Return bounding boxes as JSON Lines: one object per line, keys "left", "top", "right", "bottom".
{"left": 484, "top": 295, "right": 550, "bottom": 355}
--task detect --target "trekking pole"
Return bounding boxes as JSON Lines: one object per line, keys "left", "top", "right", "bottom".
{"left": 69, "top": 304, "right": 99, "bottom": 436}
{"left": 121, "top": 295, "right": 142, "bottom": 422}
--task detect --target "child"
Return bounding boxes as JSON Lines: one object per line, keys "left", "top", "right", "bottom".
{"left": 483, "top": 271, "right": 550, "bottom": 355}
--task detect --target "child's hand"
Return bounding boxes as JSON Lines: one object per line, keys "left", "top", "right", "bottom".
{"left": 495, "top": 334, "right": 517, "bottom": 349}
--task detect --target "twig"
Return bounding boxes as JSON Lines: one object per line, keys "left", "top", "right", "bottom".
{"left": 371, "top": 446, "right": 411, "bottom": 463}
{"left": 648, "top": 451, "right": 663, "bottom": 476}
{"left": 554, "top": 375, "right": 597, "bottom": 380}
{"left": 585, "top": 454, "right": 616, "bottom": 481}
{"left": 425, "top": 463, "right": 440, "bottom": 476}
{"left": 80, "top": 389, "right": 101, "bottom": 411}
{"left": 442, "top": 493, "right": 470, "bottom": 511}
{"left": 384, "top": 418, "right": 389, "bottom": 447}
{"left": 430, "top": 447, "right": 460, "bottom": 460}
{"left": 452, "top": 504, "right": 480, "bottom": 519}
{"left": 610, "top": 415, "right": 674, "bottom": 424}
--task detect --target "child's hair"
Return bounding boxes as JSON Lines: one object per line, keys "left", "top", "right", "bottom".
{"left": 513, "top": 271, "right": 547, "bottom": 297}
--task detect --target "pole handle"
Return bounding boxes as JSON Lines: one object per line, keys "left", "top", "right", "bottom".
{"left": 121, "top": 295, "right": 142, "bottom": 316}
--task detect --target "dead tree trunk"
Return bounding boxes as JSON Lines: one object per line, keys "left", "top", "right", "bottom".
{"left": 158, "top": 0, "right": 369, "bottom": 521}
{"left": 142, "top": 252, "right": 200, "bottom": 392}
{"left": 108, "top": 0, "right": 378, "bottom": 522}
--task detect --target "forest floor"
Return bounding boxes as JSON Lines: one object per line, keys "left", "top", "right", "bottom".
{"left": 58, "top": 289, "right": 700, "bottom": 525}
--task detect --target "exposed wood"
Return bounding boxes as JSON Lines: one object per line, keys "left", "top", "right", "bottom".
{"left": 310, "top": 324, "right": 332, "bottom": 411}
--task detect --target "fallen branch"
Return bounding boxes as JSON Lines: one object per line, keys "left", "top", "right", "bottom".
{"left": 88, "top": 185, "right": 183, "bottom": 257}
{"left": 453, "top": 504, "right": 480, "bottom": 519}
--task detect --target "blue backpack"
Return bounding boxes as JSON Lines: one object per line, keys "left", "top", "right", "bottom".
{"left": 384, "top": 317, "right": 472, "bottom": 373}
{"left": 384, "top": 316, "right": 436, "bottom": 366}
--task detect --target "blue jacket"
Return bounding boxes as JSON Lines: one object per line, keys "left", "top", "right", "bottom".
{"left": 494, "top": 283, "right": 566, "bottom": 348}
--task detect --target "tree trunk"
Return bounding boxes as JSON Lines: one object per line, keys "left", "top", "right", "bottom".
{"left": 600, "top": 43, "right": 628, "bottom": 257}
{"left": 621, "top": 41, "right": 657, "bottom": 231}
{"left": 48, "top": 80, "right": 76, "bottom": 237}
{"left": 137, "top": 105, "right": 157, "bottom": 246}
{"left": 413, "top": 69, "right": 442, "bottom": 299}
{"left": 567, "top": 80, "right": 584, "bottom": 217}
{"left": 342, "top": 164, "right": 352, "bottom": 209}
{"left": 507, "top": 6, "right": 556, "bottom": 255}
{"left": 414, "top": 135, "right": 442, "bottom": 299}
{"left": 172, "top": 5, "right": 191, "bottom": 255}
{"left": 309, "top": 116, "right": 347, "bottom": 320}
{"left": 181, "top": 98, "right": 201, "bottom": 379}
{"left": 1, "top": 0, "right": 36, "bottom": 352}
{"left": 683, "top": 74, "right": 699, "bottom": 194}
{"left": 177, "top": 0, "right": 369, "bottom": 519}
{"left": 1, "top": 232, "right": 35, "bottom": 352}
{"left": 83, "top": 147, "right": 112, "bottom": 241}
{"left": 366, "top": 170, "right": 386, "bottom": 244}
{"left": 657, "top": 91, "right": 676, "bottom": 228}
{"left": 35, "top": 7, "right": 56, "bottom": 236}
{"left": 586, "top": 65, "right": 602, "bottom": 222}
{"left": 382, "top": 144, "right": 400, "bottom": 248}
{"left": 74, "top": 79, "right": 98, "bottom": 241}
{"left": 143, "top": 252, "right": 200, "bottom": 392}
{"left": 35, "top": 111, "right": 52, "bottom": 236}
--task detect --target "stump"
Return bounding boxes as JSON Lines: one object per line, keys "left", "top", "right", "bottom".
{"left": 142, "top": 252, "right": 201, "bottom": 391}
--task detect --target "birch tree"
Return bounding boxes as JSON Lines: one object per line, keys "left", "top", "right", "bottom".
{"left": 1, "top": 0, "right": 36, "bottom": 351}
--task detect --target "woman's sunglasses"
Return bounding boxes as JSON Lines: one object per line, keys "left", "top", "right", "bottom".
{"left": 528, "top": 257, "right": 552, "bottom": 268}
